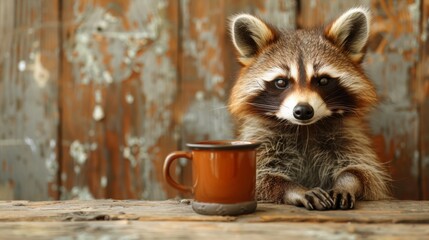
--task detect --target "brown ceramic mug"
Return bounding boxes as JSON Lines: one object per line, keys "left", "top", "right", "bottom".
{"left": 163, "top": 140, "right": 260, "bottom": 216}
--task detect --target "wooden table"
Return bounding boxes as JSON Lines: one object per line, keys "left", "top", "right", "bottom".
{"left": 0, "top": 200, "right": 428, "bottom": 239}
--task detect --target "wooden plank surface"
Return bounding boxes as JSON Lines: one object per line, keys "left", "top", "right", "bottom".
{"left": 0, "top": 200, "right": 428, "bottom": 223}
{"left": 60, "top": 0, "right": 179, "bottom": 200}
{"left": 1, "top": 221, "right": 429, "bottom": 240}
{"left": 0, "top": 0, "right": 60, "bottom": 200}
{"left": 366, "top": 0, "right": 422, "bottom": 201}
{"left": 0, "top": 200, "right": 428, "bottom": 239}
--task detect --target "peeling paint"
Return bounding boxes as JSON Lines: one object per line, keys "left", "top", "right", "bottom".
{"left": 182, "top": 12, "right": 224, "bottom": 93}
{"left": 29, "top": 52, "right": 50, "bottom": 87}
{"left": 70, "top": 186, "right": 94, "bottom": 200}
{"left": 366, "top": 1, "right": 420, "bottom": 153}
{"left": 181, "top": 0, "right": 233, "bottom": 142}
{"left": 122, "top": 134, "right": 166, "bottom": 199}
{"left": 0, "top": 0, "right": 59, "bottom": 200}
{"left": 66, "top": 0, "right": 161, "bottom": 85}
{"left": 100, "top": 176, "right": 107, "bottom": 188}
{"left": 310, "top": 0, "right": 316, "bottom": 8}
{"left": 45, "top": 139, "right": 58, "bottom": 179}
{"left": 360, "top": 1, "right": 423, "bottom": 198}
{"left": 61, "top": 0, "right": 175, "bottom": 200}
{"left": 92, "top": 105, "right": 105, "bottom": 121}
{"left": 18, "top": 61, "right": 26, "bottom": 72}
{"left": 70, "top": 140, "right": 88, "bottom": 165}
{"left": 74, "top": 165, "right": 82, "bottom": 175}
{"left": 61, "top": 173, "right": 67, "bottom": 182}
{"left": 94, "top": 90, "right": 102, "bottom": 103}
{"left": 24, "top": 137, "right": 37, "bottom": 153}
{"left": 128, "top": 0, "right": 174, "bottom": 200}
{"left": 90, "top": 142, "right": 98, "bottom": 151}
{"left": 125, "top": 93, "right": 134, "bottom": 104}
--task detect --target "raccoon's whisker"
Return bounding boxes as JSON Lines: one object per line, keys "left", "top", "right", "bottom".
{"left": 327, "top": 105, "right": 353, "bottom": 111}
{"left": 327, "top": 104, "right": 359, "bottom": 114}
{"left": 247, "top": 102, "right": 279, "bottom": 109}
{"left": 227, "top": 101, "right": 247, "bottom": 108}
{"left": 323, "top": 89, "right": 356, "bottom": 104}
{"left": 314, "top": 101, "right": 326, "bottom": 111}
{"left": 279, "top": 103, "right": 290, "bottom": 110}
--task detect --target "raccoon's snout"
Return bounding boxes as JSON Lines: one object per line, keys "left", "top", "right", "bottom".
{"left": 275, "top": 92, "right": 331, "bottom": 125}
{"left": 293, "top": 103, "right": 314, "bottom": 121}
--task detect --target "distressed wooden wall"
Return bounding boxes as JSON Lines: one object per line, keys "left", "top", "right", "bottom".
{"left": 0, "top": 0, "right": 60, "bottom": 200}
{"left": 59, "top": 0, "right": 180, "bottom": 200}
{"left": 0, "top": 0, "right": 428, "bottom": 201}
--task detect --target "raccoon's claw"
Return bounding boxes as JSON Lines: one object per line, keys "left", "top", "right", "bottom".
{"left": 302, "top": 187, "right": 334, "bottom": 210}
{"left": 329, "top": 189, "right": 355, "bottom": 210}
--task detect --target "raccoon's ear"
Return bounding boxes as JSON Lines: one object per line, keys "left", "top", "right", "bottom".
{"left": 230, "top": 14, "right": 277, "bottom": 65}
{"left": 324, "top": 8, "right": 370, "bottom": 63}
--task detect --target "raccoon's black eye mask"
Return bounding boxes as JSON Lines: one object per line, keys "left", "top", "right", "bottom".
{"left": 274, "top": 78, "right": 290, "bottom": 89}
{"left": 316, "top": 76, "right": 330, "bottom": 86}
{"left": 311, "top": 77, "right": 358, "bottom": 115}
{"left": 311, "top": 75, "right": 337, "bottom": 91}
{"left": 265, "top": 78, "right": 292, "bottom": 95}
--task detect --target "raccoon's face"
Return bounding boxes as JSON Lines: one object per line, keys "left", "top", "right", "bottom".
{"left": 229, "top": 8, "right": 377, "bottom": 126}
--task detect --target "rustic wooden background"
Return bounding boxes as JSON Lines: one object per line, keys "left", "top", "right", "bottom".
{"left": 0, "top": 0, "right": 428, "bottom": 201}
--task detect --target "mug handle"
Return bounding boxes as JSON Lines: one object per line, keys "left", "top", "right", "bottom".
{"left": 163, "top": 151, "right": 193, "bottom": 193}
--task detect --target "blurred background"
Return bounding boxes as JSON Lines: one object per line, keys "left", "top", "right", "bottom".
{"left": 0, "top": 0, "right": 428, "bottom": 201}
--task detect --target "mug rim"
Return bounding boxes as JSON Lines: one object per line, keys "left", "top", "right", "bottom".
{"left": 186, "top": 140, "right": 261, "bottom": 150}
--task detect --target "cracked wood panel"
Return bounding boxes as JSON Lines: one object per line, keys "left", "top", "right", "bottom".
{"left": 1, "top": 222, "right": 429, "bottom": 240}
{"left": 0, "top": 0, "right": 60, "bottom": 200}
{"left": 177, "top": 0, "right": 296, "bottom": 198}
{"left": 60, "top": 0, "right": 179, "bottom": 200}
{"left": 0, "top": 200, "right": 428, "bottom": 223}
{"left": 298, "top": 0, "right": 422, "bottom": 200}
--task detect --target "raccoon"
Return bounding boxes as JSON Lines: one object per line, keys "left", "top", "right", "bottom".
{"left": 228, "top": 8, "right": 391, "bottom": 210}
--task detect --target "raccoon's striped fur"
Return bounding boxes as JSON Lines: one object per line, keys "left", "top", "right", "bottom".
{"left": 229, "top": 8, "right": 391, "bottom": 210}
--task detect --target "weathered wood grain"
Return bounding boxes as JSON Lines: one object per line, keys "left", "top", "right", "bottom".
{"left": 297, "top": 0, "right": 362, "bottom": 28}
{"left": 60, "top": 0, "right": 179, "bottom": 200}
{"left": 1, "top": 221, "right": 429, "bottom": 240}
{"left": 367, "top": 0, "right": 421, "bottom": 200}
{"left": 0, "top": 0, "right": 60, "bottom": 200}
{"left": 0, "top": 200, "right": 428, "bottom": 224}
{"left": 0, "top": 200, "right": 428, "bottom": 239}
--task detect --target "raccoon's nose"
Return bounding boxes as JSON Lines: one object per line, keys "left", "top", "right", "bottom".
{"left": 293, "top": 103, "right": 314, "bottom": 120}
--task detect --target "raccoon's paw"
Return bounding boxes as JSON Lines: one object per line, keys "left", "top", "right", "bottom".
{"left": 301, "top": 187, "right": 334, "bottom": 211}
{"left": 329, "top": 189, "right": 356, "bottom": 210}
